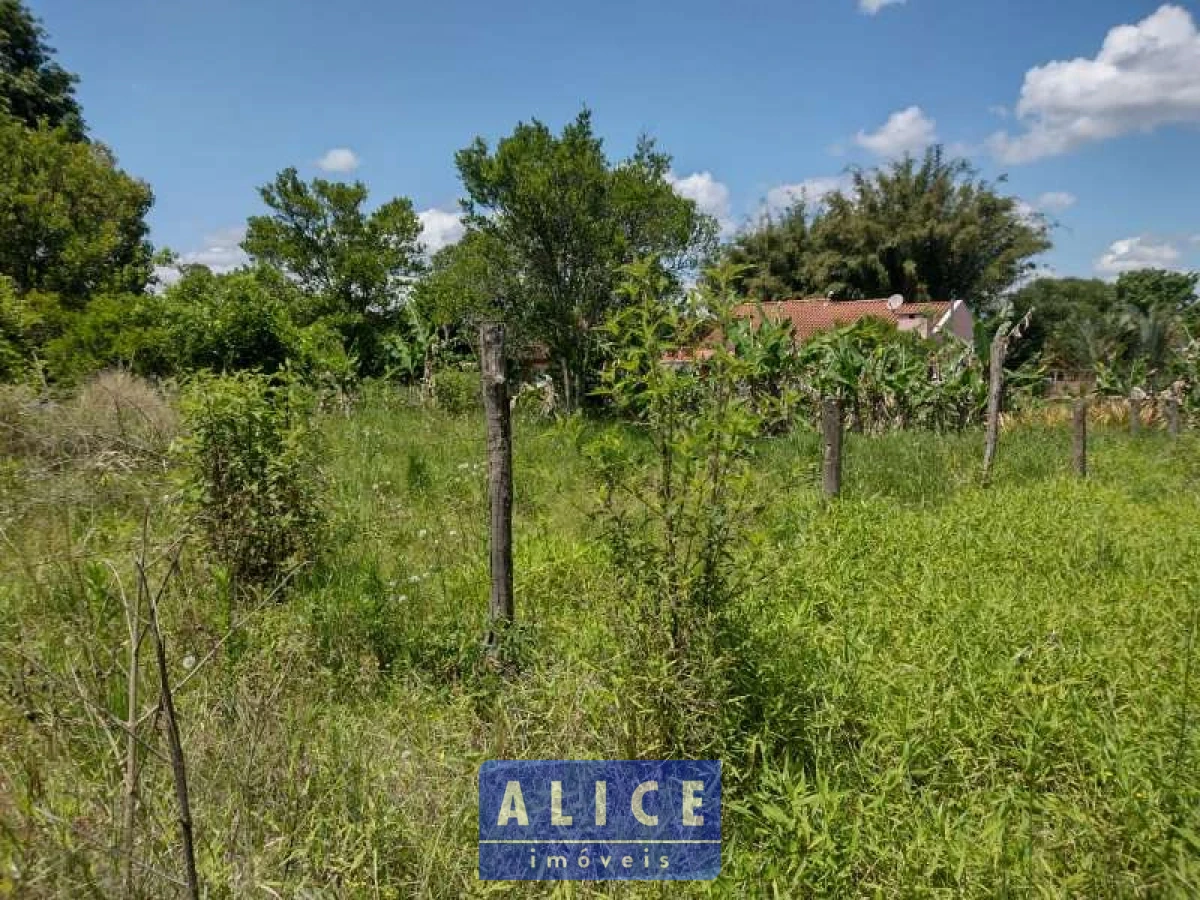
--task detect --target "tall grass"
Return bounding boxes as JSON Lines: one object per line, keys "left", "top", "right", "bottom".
{"left": 1, "top": 385, "right": 1198, "bottom": 896}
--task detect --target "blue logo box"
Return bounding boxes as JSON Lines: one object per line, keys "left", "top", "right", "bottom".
{"left": 478, "top": 760, "right": 721, "bottom": 881}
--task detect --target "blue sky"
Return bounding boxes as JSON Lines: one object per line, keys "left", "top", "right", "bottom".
{"left": 29, "top": 0, "right": 1200, "bottom": 283}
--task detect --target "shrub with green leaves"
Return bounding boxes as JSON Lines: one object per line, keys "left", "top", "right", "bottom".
{"left": 179, "top": 371, "right": 325, "bottom": 594}
{"left": 589, "top": 259, "right": 769, "bottom": 754}
{"left": 431, "top": 366, "right": 481, "bottom": 414}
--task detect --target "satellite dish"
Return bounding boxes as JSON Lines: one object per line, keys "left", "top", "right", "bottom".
{"left": 886, "top": 294, "right": 904, "bottom": 310}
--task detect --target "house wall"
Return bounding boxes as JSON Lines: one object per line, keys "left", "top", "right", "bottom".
{"left": 949, "top": 301, "right": 975, "bottom": 342}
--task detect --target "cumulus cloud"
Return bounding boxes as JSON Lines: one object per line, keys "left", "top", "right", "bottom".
{"left": 418, "top": 208, "right": 465, "bottom": 254}
{"left": 317, "top": 147, "right": 361, "bottom": 173}
{"left": 667, "top": 171, "right": 733, "bottom": 235}
{"left": 859, "top": 0, "right": 905, "bottom": 13}
{"left": 152, "top": 226, "right": 249, "bottom": 289}
{"left": 989, "top": 5, "right": 1200, "bottom": 163}
{"left": 764, "top": 176, "right": 852, "bottom": 216}
{"left": 855, "top": 106, "right": 937, "bottom": 157}
{"left": 1095, "top": 235, "right": 1183, "bottom": 275}
{"left": 1035, "top": 191, "right": 1077, "bottom": 213}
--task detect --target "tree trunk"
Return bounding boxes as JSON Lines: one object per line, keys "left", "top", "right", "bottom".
{"left": 480, "top": 324, "right": 514, "bottom": 648}
{"left": 821, "top": 397, "right": 843, "bottom": 499}
{"left": 982, "top": 324, "right": 1010, "bottom": 485}
{"left": 1072, "top": 398, "right": 1088, "bottom": 478}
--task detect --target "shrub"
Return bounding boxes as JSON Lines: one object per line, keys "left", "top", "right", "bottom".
{"left": 0, "top": 370, "right": 176, "bottom": 464}
{"left": 431, "top": 367, "right": 481, "bottom": 414}
{"left": 179, "top": 371, "right": 325, "bottom": 595}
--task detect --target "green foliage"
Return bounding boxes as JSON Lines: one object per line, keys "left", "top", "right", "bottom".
{"left": 589, "top": 259, "right": 770, "bottom": 753}
{"left": 243, "top": 167, "right": 424, "bottom": 375}
{"left": 797, "top": 318, "right": 988, "bottom": 432}
{"left": 1116, "top": 268, "right": 1199, "bottom": 315}
{"left": 1006, "top": 276, "right": 1119, "bottom": 371}
{"left": 454, "top": 109, "right": 717, "bottom": 407}
{"left": 4, "top": 384, "right": 1200, "bottom": 896}
{"left": 726, "top": 147, "right": 1050, "bottom": 312}
{"left": 179, "top": 371, "right": 325, "bottom": 592}
{"left": 0, "top": 1, "right": 85, "bottom": 139}
{"left": 431, "top": 366, "right": 480, "bottom": 414}
{"left": 0, "top": 114, "right": 153, "bottom": 303}
{"left": 724, "top": 200, "right": 817, "bottom": 300}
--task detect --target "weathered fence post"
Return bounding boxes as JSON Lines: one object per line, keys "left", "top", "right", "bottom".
{"left": 480, "top": 323, "right": 514, "bottom": 648}
{"left": 982, "top": 322, "right": 1011, "bottom": 485}
{"left": 1072, "top": 398, "right": 1088, "bottom": 478}
{"left": 1166, "top": 396, "right": 1181, "bottom": 437}
{"left": 821, "top": 397, "right": 843, "bottom": 499}
{"left": 1129, "top": 393, "right": 1143, "bottom": 435}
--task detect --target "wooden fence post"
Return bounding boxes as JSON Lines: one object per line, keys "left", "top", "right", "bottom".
{"left": 1166, "top": 396, "right": 1181, "bottom": 437}
{"left": 480, "top": 323, "right": 514, "bottom": 647}
{"left": 1129, "top": 394, "right": 1143, "bottom": 435}
{"left": 821, "top": 397, "right": 843, "bottom": 499}
{"left": 982, "top": 322, "right": 1010, "bottom": 485}
{"left": 1072, "top": 398, "right": 1088, "bottom": 478}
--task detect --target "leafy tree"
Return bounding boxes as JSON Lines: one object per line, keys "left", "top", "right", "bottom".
{"left": 1006, "top": 277, "right": 1119, "bottom": 371}
{"left": 1115, "top": 269, "right": 1199, "bottom": 315}
{"left": 0, "top": 0, "right": 84, "bottom": 139}
{"left": 726, "top": 147, "right": 1050, "bottom": 312}
{"left": 242, "top": 168, "right": 424, "bottom": 374}
{"left": 454, "top": 109, "right": 716, "bottom": 409}
{"left": 724, "top": 200, "right": 817, "bottom": 300}
{"left": 0, "top": 114, "right": 153, "bottom": 304}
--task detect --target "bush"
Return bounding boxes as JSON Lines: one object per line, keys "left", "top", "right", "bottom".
{"left": 0, "top": 370, "right": 177, "bottom": 464}
{"left": 431, "top": 367, "right": 481, "bottom": 414}
{"left": 179, "top": 371, "right": 325, "bottom": 594}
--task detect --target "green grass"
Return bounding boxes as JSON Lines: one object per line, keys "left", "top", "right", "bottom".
{"left": 2, "top": 388, "right": 1199, "bottom": 897}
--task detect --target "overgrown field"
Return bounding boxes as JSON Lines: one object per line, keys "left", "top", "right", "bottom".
{"left": 2, "top": 386, "right": 1199, "bottom": 897}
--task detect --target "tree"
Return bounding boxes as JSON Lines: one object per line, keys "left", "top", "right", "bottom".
{"left": 725, "top": 147, "right": 1050, "bottom": 312}
{"left": 242, "top": 168, "right": 424, "bottom": 375}
{"left": 1112, "top": 270, "right": 1198, "bottom": 389}
{"left": 1115, "top": 269, "right": 1199, "bottom": 315}
{"left": 724, "top": 200, "right": 818, "bottom": 300}
{"left": 454, "top": 109, "right": 716, "bottom": 409}
{"left": 0, "top": 0, "right": 85, "bottom": 139}
{"left": 0, "top": 114, "right": 153, "bottom": 304}
{"left": 1007, "top": 277, "right": 1119, "bottom": 371}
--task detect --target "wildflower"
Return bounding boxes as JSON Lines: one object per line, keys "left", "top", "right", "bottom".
{"left": 182, "top": 654, "right": 196, "bottom": 670}
{"left": 408, "top": 575, "right": 420, "bottom": 584}
{"left": 418, "top": 528, "right": 428, "bottom": 539}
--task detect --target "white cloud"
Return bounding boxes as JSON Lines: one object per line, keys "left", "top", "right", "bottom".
{"left": 1035, "top": 191, "right": 1077, "bottom": 213}
{"left": 667, "top": 171, "right": 733, "bottom": 235}
{"left": 1095, "top": 235, "right": 1183, "bottom": 275}
{"left": 764, "top": 176, "right": 851, "bottom": 216}
{"left": 153, "top": 226, "right": 249, "bottom": 289}
{"left": 317, "top": 147, "right": 361, "bottom": 173}
{"left": 181, "top": 226, "right": 249, "bottom": 273}
{"left": 855, "top": 106, "right": 937, "bottom": 157}
{"left": 418, "top": 208, "right": 465, "bottom": 254}
{"left": 989, "top": 5, "right": 1200, "bottom": 163}
{"left": 859, "top": 0, "right": 905, "bottom": 14}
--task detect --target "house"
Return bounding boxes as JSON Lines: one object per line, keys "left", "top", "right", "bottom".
{"left": 729, "top": 296, "right": 973, "bottom": 343}
{"left": 663, "top": 295, "right": 973, "bottom": 365}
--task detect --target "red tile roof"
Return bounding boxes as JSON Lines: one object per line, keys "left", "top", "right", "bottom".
{"left": 733, "top": 298, "right": 952, "bottom": 340}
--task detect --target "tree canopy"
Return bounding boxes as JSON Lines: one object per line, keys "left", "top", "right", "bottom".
{"left": 0, "top": 0, "right": 84, "bottom": 139}
{"left": 453, "top": 109, "right": 717, "bottom": 407}
{"left": 242, "top": 168, "right": 424, "bottom": 374}
{"left": 725, "top": 148, "right": 1050, "bottom": 312}
{"left": 0, "top": 114, "right": 153, "bottom": 304}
